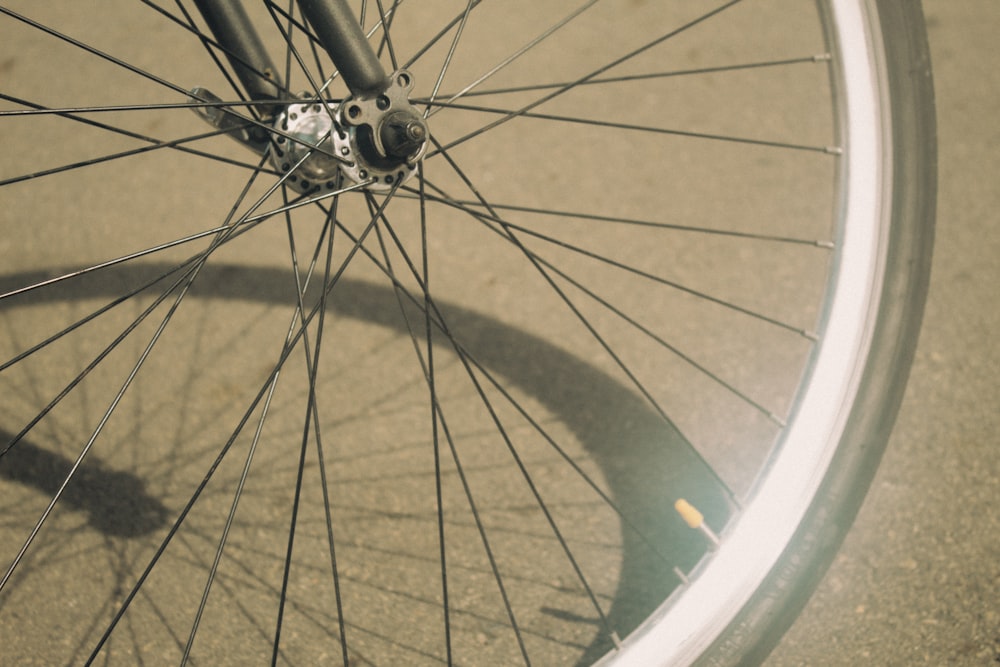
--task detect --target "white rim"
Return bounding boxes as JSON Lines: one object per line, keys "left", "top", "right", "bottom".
{"left": 600, "top": 1, "right": 891, "bottom": 664}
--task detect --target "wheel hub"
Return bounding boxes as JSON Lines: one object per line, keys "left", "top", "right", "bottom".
{"left": 270, "top": 69, "right": 427, "bottom": 194}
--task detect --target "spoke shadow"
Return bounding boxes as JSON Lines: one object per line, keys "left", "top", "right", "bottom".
{"left": 0, "top": 263, "right": 735, "bottom": 663}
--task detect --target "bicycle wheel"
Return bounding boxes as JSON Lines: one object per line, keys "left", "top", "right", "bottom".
{"left": 0, "top": 1, "right": 934, "bottom": 665}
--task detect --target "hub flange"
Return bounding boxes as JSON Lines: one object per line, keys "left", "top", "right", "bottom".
{"left": 270, "top": 69, "right": 426, "bottom": 194}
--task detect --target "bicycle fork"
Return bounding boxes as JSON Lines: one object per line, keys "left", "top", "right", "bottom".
{"left": 189, "top": 0, "right": 428, "bottom": 193}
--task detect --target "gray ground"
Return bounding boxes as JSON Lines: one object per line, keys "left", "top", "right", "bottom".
{"left": 767, "top": 3, "right": 1000, "bottom": 665}
{"left": 0, "top": 1, "right": 996, "bottom": 666}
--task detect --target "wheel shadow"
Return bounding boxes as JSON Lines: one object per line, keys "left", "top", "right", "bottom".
{"left": 0, "top": 264, "right": 735, "bottom": 663}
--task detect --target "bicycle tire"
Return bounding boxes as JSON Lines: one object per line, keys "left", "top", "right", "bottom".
{"left": 0, "top": 1, "right": 934, "bottom": 665}
{"left": 629, "top": 1, "right": 937, "bottom": 663}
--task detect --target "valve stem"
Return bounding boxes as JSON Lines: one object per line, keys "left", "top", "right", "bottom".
{"left": 675, "top": 498, "right": 721, "bottom": 548}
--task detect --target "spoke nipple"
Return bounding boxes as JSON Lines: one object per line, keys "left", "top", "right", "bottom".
{"left": 610, "top": 631, "right": 622, "bottom": 650}
{"left": 825, "top": 145, "right": 844, "bottom": 155}
{"left": 675, "top": 498, "right": 721, "bottom": 548}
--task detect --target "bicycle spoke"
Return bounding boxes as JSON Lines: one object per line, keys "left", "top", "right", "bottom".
{"left": 427, "top": 0, "right": 747, "bottom": 156}
{"left": 414, "top": 185, "right": 819, "bottom": 337}
{"left": 0, "top": 8, "right": 267, "bottom": 134}
{"left": 374, "top": 203, "right": 622, "bottom": 650}
{"left": 1, "top": 220, "right": 258, "bottom": 453}
{"left": 290, "top": 192, "right": 709, "bottom": 659}
{"left": 262, "top": 0, "right": 326, "bottom": 56}
{"left": 271, "top": 188, "right": 347, "bottom": 665}
{"left": 439, "top": 400, "right": 532, "bottom": 664}
{"left": 0, "top": 7, "right": 351, "bottom": 164}
{"left": 417, "top": 166, "right": 452, "bottom": 666}
{"left": 301, "top": 200, "right": 352, "bottom": 667}
{"left": 454, "top": 348, "right": 621, "bottom": 650}
{"left": 313, "top": 182, "right": 719, "bottom": 570}
{"left": 393, "top": 192, "right": 833, "bottom": 246}
{"left": 310, "top": 199, "right": 552, "bottom": 661}
{"left": 0, "top": 225, "right": 240, "bottom": 304}
{"left": 0, "top": 7, "right": 192, "bottom": 99}
{"left": 0, "top": 1, "right": 916, "bottom": 663}
{"left": 362, "top": 189, "right": 454, "bottom": 663}
{"left": 424, "top": 0, "right": 479, "bottom": 113}
{"left": 332, "top": 179, "right": 660, "bottom": 656}
{"left": 2, "top": 136, "right": 322, "bottom": 591}
{"left": 143, "top": 0, "right": 293, "bottom": 103}
{"left": 0, "top": 120, "right": 276, "bottom": 188}
{"left": 373, "top": 0, "right": 400, "bottom": 71}
{"left": 84, "top": 341, "right": 301, "bottom": 662}
{"left": 265, "top": 1, "right": 333, "bottom": 103}
{"left": 360, "top": 255, "right": 529, "bottom": 663}
{"left": 547, "top": 263, "right": 790, "bottom": 423}
{"left": 280, "top": 0, "right": 298, "bottom": 88}
{"left": 0, "top": 147, "right": 289, "bottom": 593}
{"left": 0, "top": 98, "right": 299, "bottom": 117}
{"left": 0, "top": 217, "right": 272, "bottom": 376}
{"left": 457, "top": 347, "right": 680, "bottom": 569}
{"left": 0, "top": 151, "right": 332, "bottom": 376}
{"left": 230, "top": 179, "right": 371, "bottom": 229}
{"left": 2, "top": 264, "right": 210, "bottom": 597}
{"left": 401, "top": 0, "right": 484, "bottom": 71}
{"left": 179, "top": 196, "right": 340, "bottom": 664}
{"left": 176, "top": 532, "right": 282, "bottom": 658}
{"left": 179, "top": 348, "right": 283, "bottom": 667}
{"left": 426, "top": 99, "right": 836, "bottom": 155}
{"left": 425, "top": 0, "right": 599, "bottom": 118}
{"left": 426, "top": 135, "right": 738, "bottom": 502}
{"left": 427, "top": 102, "right": 842, "bottom": 157}
{"left": 270, "top": 372, "right": 312, "bottom": 666}
{"left": 173, "top": 521, "right": 343, "bottom": 649}
{"left": 0, "top": 91, "right": 291, "bottom": 176}
{"left": 418, "top": 178, "right": 794, "bottom": 421}
{"left": 429, "top": 55, "right": 829, "bottom": 99}
{"left": 1, "top": 268, "right": 195, "bottom": 457}
{"left": 253, "top": 0, "right": 350, "bottom": 99}
{"left": 264, "top": 0, "right": 406, "bottom": 83}
{"left": 83, "top": 186, "right": 392, "bottom": 662}
{"left": 358, "top": 0, "right": 368, "bottom": 29}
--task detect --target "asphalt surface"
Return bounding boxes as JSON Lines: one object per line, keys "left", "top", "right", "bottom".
{"left": 766, "top": 2, "right": 1000, "bottom": 665}
{"left": 0, "top": 2, "right": 996, "bottom": 666}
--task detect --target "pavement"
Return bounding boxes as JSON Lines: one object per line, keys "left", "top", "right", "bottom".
{"left": 766, "top": 2, "right": 1000, "bottom": 665}
{"left": 0, "top": 2, "right": 996, "bottom": 666}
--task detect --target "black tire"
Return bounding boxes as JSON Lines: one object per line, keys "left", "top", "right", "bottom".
{"left": 0, "top": 2, "right": 935, "bottom": 664}
{"left": 694, "top": 1, "right": 936, "bottom": 664}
